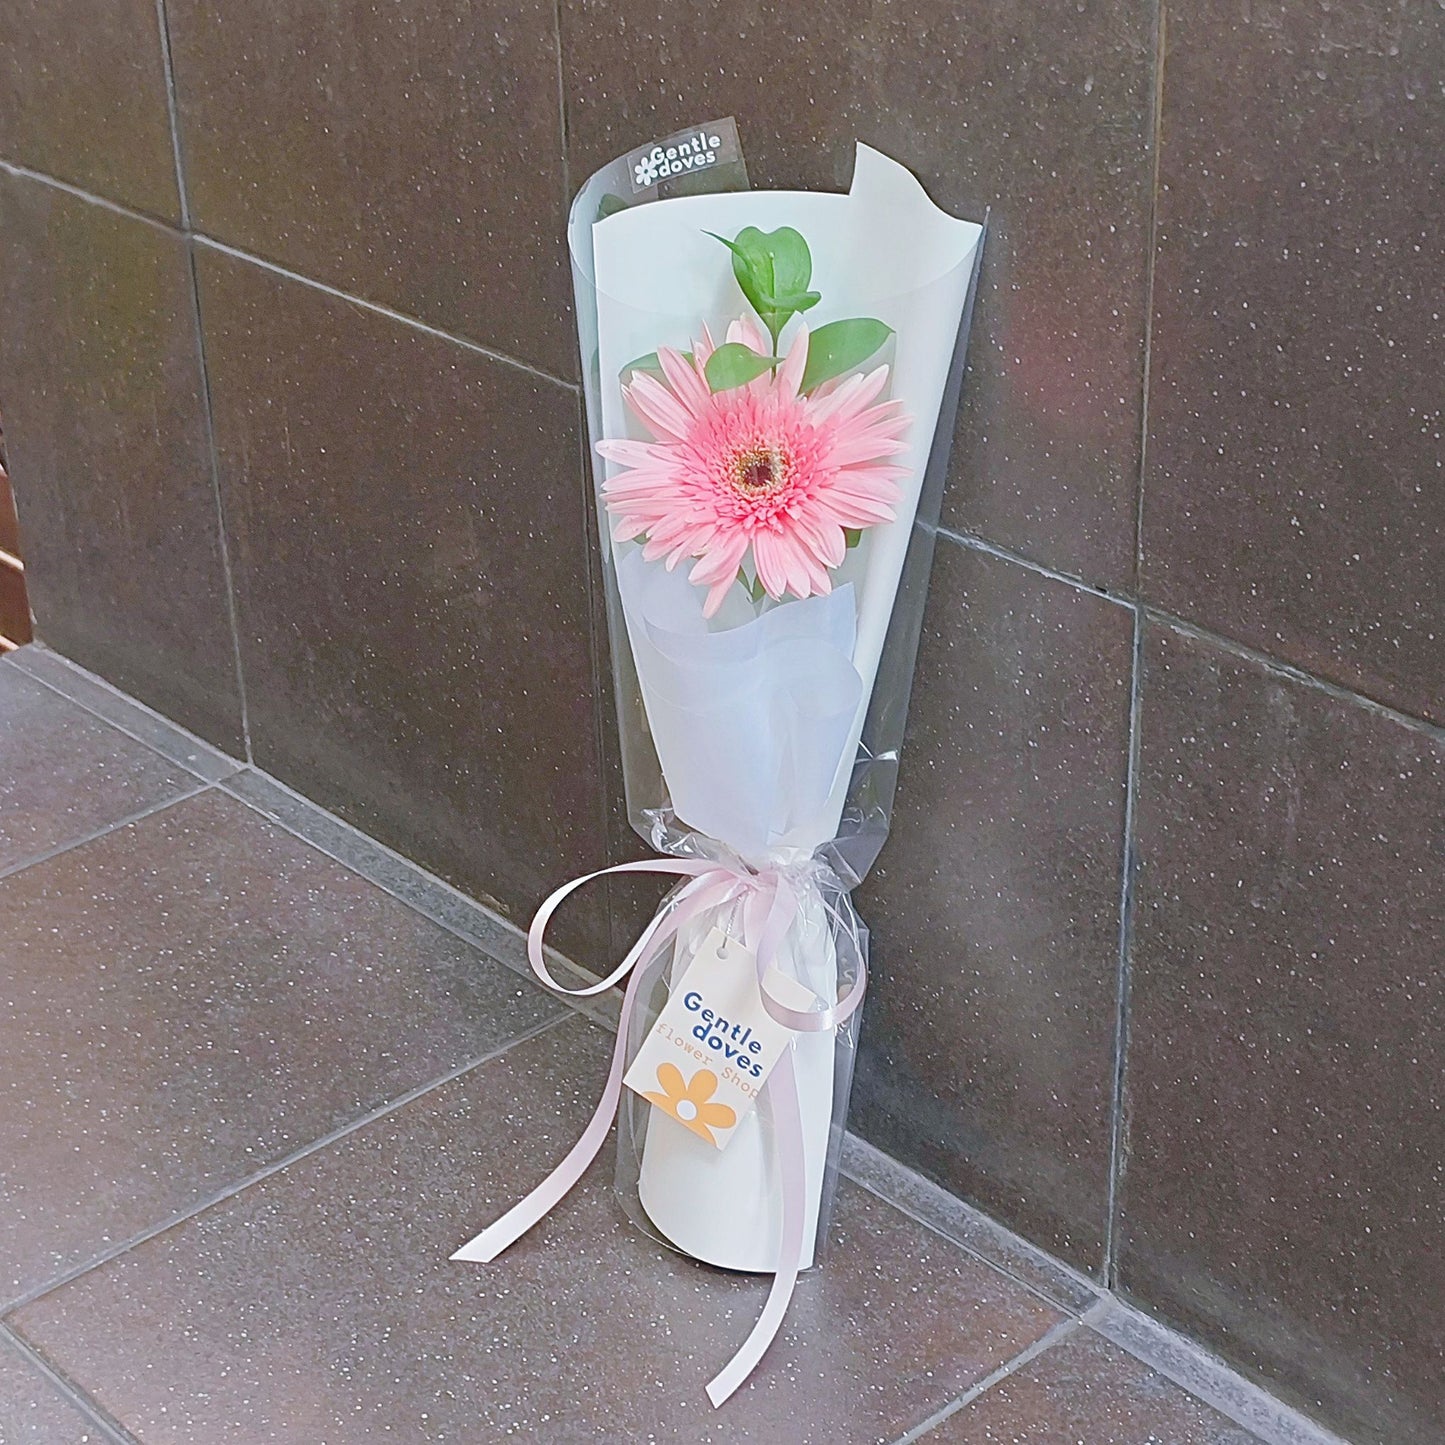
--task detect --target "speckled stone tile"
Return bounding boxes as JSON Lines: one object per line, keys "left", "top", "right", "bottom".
{"left": 1121, "top": 623, "right": 1445, "bottom": 1445}
{"left": 563, "top": 0, "right": 1156, "bottom": 590}
{"left": 852, "top": 541, "right": 1134, "bottom": 1272}
{"left": 1141, "top": 0, "right": 1445, "bottom": 722}
{"left": 165, "top": 0, "right": 574, "bottom": 376}
{"left": 7, "top": 646, "right": 241, "bottom": 784}
{"left": 0, "top": 0, "right": 180, "bottom": 220}
{"left": 0, "top": 173, "right": 244, "bottom": 752}
{"left": 0, "top": 788, "right": 562, "bottom": 1306}
{"left": 928, "top": 1328, "right": 1263, "bottom": 1443}
{"left": 0, "top": 662, "right": 196, "bottom": 873}
{"left": 195, "top": 248, "right": 609, "bottom": 964}
{"left": 12, "top": 1017, "right": 1062, "bottom": 1443}
{"left": 0, "top": 1335, "right": 107, "bottom": 1443}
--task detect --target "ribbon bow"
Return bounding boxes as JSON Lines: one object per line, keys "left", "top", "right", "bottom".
{"left": 451, "top": 855, "right": 867, "bottom": 1407}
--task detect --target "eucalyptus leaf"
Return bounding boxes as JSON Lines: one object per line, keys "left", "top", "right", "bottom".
{"left": 704, "top": 342, "right": 777, "bottom": 393}
{"left": 597, "top": 193, "right": 628, "bottom": 220}
{"left": 760, "top": 288, "right": 821, "bottom": 314}
{"left": 707, "top": 225, "right": 817, "bottom": 347}
{"left": 800, "top": 318, "right": 894, "bottom": 395}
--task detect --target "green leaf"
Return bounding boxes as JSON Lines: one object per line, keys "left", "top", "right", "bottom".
{"left": 704, "top": 342, "right": 777, "bottom": 393}
{"left": 707, "top": 226, "right": 817, "bottom": 346}
{"left": 597, "top": 192, "right": 628, "bottom": 220}
{"left": 759, "top": 288, "right": 821, "bottom": 314}
{"left": 736, "top": 568, "right": 768, "bottom": 603}
{"left": 844, "top": 528, "right": 863, "bottom": 549}
{"left": 799, "top": 318, "right": 894, "bottom": 395}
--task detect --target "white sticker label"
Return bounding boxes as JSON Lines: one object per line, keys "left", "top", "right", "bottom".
{"left": 622, "top": 927, "right": 816, "bottom": 1150}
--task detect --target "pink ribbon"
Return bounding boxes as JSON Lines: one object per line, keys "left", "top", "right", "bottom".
{"left": 450, "top": 856, "right": 866, "bottom": 1408}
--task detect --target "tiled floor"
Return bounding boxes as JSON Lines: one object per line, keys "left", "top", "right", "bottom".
{"left": 0, "top": 648, "right": 1294, "bottom": 1443}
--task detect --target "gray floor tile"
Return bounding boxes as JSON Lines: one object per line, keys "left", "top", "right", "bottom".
{"left": 6, "top": 647, "right": 243, "bottom": 783}
{"left": 12, "top": 1018, "right": 1062, "bottom": 1444}
{"left": 841, "top": 1135, "right": 1103, "bottom": 1318}
{"left": 852, "top": 543, "right": 1133, "bottom": 1271}
{"left": 0, "top": 789, "right": 563, "bottom": 1305}
{"left": 0, "top": 662, "right": 199, "bottom": 875}
{"left": 0, "top": 1335, "right": 108, "bottom": 1443}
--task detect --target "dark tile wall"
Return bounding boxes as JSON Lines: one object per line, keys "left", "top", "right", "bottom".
{"left": 1143, "top": 0, "right": 1444, "bottom": 725}
{"left": 164, "top": 0, "right": 575, "bottom": 377}
{"left": 1121, "top": 6, "right": 1445, "bottom": 1442}
{"left": 0, "top": 0, "right": 181, "bottom": 222}
{"left": 195, "top": 249, "right": 608, "bottom": 955}
{"left": 1, "top": 1, "right": 1440, "bottom": 1439}
{"left": 1123, "top": 625, "right": 1444, "bottom": 1445}
{"left": 0, "top": 173, "right": 243, "bottom": 750}
{"left": 853, "top": 545, "right": 1133, "bottom": 1267}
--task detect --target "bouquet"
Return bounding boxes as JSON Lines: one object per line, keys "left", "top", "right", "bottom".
{"left": 453, "top": 121, "right": 984, "bottom": 1407}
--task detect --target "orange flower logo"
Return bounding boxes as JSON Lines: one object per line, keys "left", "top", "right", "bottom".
{"left": 642, "top": 1062, "right": 737, "bottom": 1145}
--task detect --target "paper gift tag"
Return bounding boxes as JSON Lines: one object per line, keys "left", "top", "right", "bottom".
{"left": 623, "top": 926, "right": 817, "bottom": 1151}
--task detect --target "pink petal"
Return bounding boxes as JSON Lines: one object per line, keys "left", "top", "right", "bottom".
{"left": 702, "top": 578, "right": 732, "bottom": 618}
{"left": 725, "top": 316, "right": 768, "bottom": 355}
{"left": 688, "top": 533, "right": 749, "bottom": 586}
{"left": 776, "top": 324, "right": 808, "bottom": 398}
{"left": 596, "top": 438, "right": 662, "bottom": 467}
{"left": 625, "top": 372, "right": 695, "bottom": 441}
{"left": 657, "top": 345, "right": 711, "bottom": 416}
{"left": 694, "top": 323, "right": 717, "bottom": 368}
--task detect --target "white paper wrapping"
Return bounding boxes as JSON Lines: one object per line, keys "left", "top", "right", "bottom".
{"left": 576, "top": 143, "right": 981, "bottom": 1273}
{"left": 591, "top": 146, "right": 983, "bottom": 855}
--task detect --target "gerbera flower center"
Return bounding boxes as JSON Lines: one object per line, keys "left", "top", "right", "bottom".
{"left": 730, "top": 443, "right": 790, "bottom": 497}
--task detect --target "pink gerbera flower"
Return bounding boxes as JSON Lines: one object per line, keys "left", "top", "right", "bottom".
{"left": 597, "top": 319, "right": 910, "bottom": 618}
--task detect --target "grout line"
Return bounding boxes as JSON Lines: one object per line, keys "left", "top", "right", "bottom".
{"left": 0, "top": 160, "right": 179, "bottom": 234}
{"left": 935, "top": 528, "right": 1445, "bottom": 745}
{"left": 1090, "top": 1299, "right": 1354, "bottom": 1445}
{"left": 0, "top": 783, "right": 212, "bottom": 884}
{"left": 183, "top": 240, "right": 254, "bottom": 762}
{"left": 1, "top": 1012, "right": 570, "bottom": 1319}
{"left": 151, "top": 0, "right": 191, "bottom": 231}
{"left": 152, "top": 0, "right": 256, "bottom": 760}
{"left": 552, "top": 0, "right": 572, "bottom": 206}
{"left": 0, "top": 161, "right": 578, "bottom": 397}
{"left": 890, "top": 1315, "right": 1085, "bottom": 1444}
{"left": 1144, "top": 604, "right": 1445, "bottom": 746}
{"left": 1102, "top": 0, "right": 1169, "bottom": 1281}
{"left": 936, "top": 525, "right": 1131, "bottom": 608}
{"left": 0, "top": 1320, "right": 138, "bottom": 1445}
{"left": 1103, "top": 605, "right": 1145, "bottom": 1281}
{"left": 192, "top": 235, "right": 578, "bottom": 393}
{"left": 1135, "top": 0, "right": 1167, "bottom": 586}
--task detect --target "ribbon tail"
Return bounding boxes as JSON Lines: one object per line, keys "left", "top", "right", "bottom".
{"left": 450, "top": 961, "right": 647, "bottom": 1264}
{"left": 704, "top": 1048, "right": 808, "bottom": 1408}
